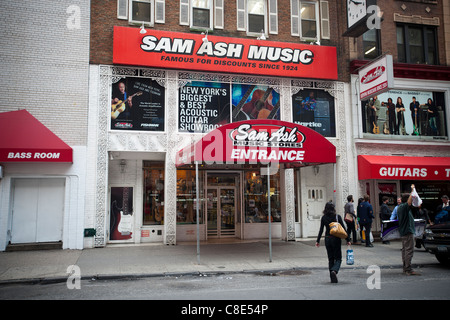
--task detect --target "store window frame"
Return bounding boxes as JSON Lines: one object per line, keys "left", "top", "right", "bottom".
{"left": 191, "top": 0, "right": 213, "bottom": 29}
{"left": 243, "top": 169, "right": 281, "bottom": 224}
{"left": 176, "top": 169, "right": 205, "bottom": 225}
{"left": 363, "top": 28, "right": 381, "bottom": 60}
{"left": 143, "top": 161, "right": 165, "bottom": 226}
{"left": 396, "top": 23, "right": 438, "bottom": 65}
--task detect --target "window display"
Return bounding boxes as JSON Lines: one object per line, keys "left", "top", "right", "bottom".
{"left": 362, "top": 90, "right": 447, "bottom": 139}
{"left": 143, "top": 161, "right": 164, "bottom": 225}
{"left": 244, "top": 170, "right": 281, "bottom": 223}
{"left": 176, "top": 169, "right": 205, "bottom": 224}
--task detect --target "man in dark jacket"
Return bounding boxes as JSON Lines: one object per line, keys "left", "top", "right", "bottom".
{"left": 357, "top": 194, "right": 375, "bottom": 247}
{"left": 380, "top": 196, "right": 392, "bottom": 244}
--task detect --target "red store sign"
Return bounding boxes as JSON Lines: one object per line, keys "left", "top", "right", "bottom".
{"left": 113, "top": 27, "right": 338, "bottom": 80}
{"left": 176, "top": 120, "right": 336, "bottom": 167}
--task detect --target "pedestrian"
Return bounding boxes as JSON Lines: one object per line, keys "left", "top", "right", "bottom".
{"left": 344, "top": 195, "right": 357, "bottom": 243}
{"left": 414, "top": 204, "right": 432, "bottom": 249}
{"left": 397, "top": 185, "right": 421, "bottom": 275}
{"left": 315, "top": 202, "right": 351, "bottom": 283}
{"left": 390, "top": 197, "right": 402, "bottom": 220}
{"left": 436, "top": 195, "right": 449, "bottom": 213}
{"left": 380, "top": 196, "right": 392, "bottom": 244}
{"left": 357, "top": 194, "right": 375, "bottom": 247}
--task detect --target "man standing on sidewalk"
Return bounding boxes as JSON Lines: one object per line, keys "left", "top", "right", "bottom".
{"left": 357, "top": 195, "right": 374, "bottom": 247}
{"left": 397, "top": 185, "right": 420, "bottom": 276}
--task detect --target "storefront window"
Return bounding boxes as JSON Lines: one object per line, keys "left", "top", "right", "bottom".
{"left": 143, "top": 161, "right": 164, "bottom": 225}
{"left": 244, "top": 170, "right": 281, "bottom": 223}
{"left": 401, "top": 181, "right": 450, "bottom": 221}
{"left": 362, "top": 90, "right": 447, "bottom": 139}
{"left": 176, "top": 169, "right": 205, "bottom": 224}
{"left": 292, "top": 88, "right": 336, "bottom": 137}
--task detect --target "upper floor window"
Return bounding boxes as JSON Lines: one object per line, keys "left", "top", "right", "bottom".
{"left": 180, "top": 0, "right": 224, "bottom": 30}
{"left": 291, "top": 0, "right": 329, "bottom": 42}
{"left": 237, "top": 0, "right": 278, "bottom": 37}
{"left": 363, "top": 28, "right": 380, "bottom": 60}
{"left": 396, "top": 24, "right": 438, "bottom": 65}
{"left": 118, "top": 0, "right": 165, "bottom": 26}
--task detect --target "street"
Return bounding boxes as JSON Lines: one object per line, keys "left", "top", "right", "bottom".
{"left": 1, "top": 265, "right": 449, "bottom": 301}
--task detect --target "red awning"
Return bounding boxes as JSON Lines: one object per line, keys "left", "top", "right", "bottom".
{"left": 176, "top": 120, "right": 336, "bottom": 167}
{"left": 358, "top": 155, "right": 450, "bottom": 181}
{"left": 0, "top": 110, "right": 73, "bottom": 163}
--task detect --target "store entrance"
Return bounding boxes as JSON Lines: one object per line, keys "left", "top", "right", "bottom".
{"left": 206, "top": 172, "right": 240, "bottom": 238}
{"left": 207, "top": 187, "right": 236, "bottom": 237}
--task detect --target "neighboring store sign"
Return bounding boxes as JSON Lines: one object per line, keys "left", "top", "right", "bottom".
{"left": 358, "top": 155, "right": 450, "bottom": 181}
{"left": 359, "top": 55, "right": 394, "bottom": 100}
{"left": 113, "top": 27, "right": 338, "bottom": 80}
{"left": 176, "top": 120, "right": 336, "bottom": 166}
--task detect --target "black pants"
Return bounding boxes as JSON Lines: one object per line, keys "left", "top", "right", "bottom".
{"left": 346, "top": 220, "right": 357, "bottom": 242}
{"left": 325, "top": 236, "right": 342, "bottom": 274}
{"left": 360, "top": 223, "right": 372, "bottom": 246}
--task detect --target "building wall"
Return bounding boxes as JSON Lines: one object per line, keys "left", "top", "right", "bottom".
{"left": 0, "top": 1, "right": 90, "bottom": 250}
{"left": 0, "top": 0, "right": 91, "bottom": 146}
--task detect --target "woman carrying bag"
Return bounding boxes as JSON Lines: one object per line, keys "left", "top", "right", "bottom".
{"left": 316, "top": 202, "right": 351, "bottom": 283}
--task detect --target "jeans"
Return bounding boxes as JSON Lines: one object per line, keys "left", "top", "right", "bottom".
{"left": 346, "top": 220, "right": 357, "bottom": 243}
{"left": 401, "top": 233, "right": 414, "bottom": 272}
{"left": 325, "top": 236, "right": 342, "bottom": 274}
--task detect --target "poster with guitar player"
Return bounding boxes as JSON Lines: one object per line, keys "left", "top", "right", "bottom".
{"left": 231, "top": 84, "right": 280, "bottom": 122}
{"left": 292, "top": 89, "right": 336, "bottom": 137}
{"left": 178, "top": 81, "right": 230, "bottom": 133}
{"left": 111, "top": 77, "right": 165, "bottom": 131}
{"left": 110, "top": 187, "right": 134, "bottom": 241}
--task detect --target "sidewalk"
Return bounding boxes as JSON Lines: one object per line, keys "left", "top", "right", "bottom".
{"left": 0, "top": 239, "right": 439, "bottom": 284}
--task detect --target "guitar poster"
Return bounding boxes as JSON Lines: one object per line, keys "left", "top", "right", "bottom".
{"left": 111, "top": 77, "right": 165, "bottom": 131}
{"left": 110, "top": 187, "right": 134, "bottom": 241}
{"left": 231, "top": 84, "right": 280, "bottom": 122}
{"left": 292, "top": 89, "right": 336, "bottom": 137}
{"left": 178, "top": 81, "right": 230, "bottom": 133}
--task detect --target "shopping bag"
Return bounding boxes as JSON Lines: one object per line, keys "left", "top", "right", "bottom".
{"left": 346, "top": 246, "right": 354, "bottom": 265}
{"left": 411, "top": 187, "right": 422, "bottom": 207}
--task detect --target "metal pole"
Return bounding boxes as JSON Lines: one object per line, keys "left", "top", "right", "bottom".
{"left": 268, "top": 165, "right": 272, "bottom": 262}
{"left": 333, "top": 163, "right": 336, "bottom": 205}
{"left": 195, "top": 160, "right": 200, "bottom": 264}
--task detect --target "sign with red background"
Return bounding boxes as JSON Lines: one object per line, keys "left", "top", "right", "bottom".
{"left": 113, "top": 27, "right": 338, "bottom": 80}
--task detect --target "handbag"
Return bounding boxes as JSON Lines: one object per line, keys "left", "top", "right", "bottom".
{"left": 329, "top": 215, "right": 348, "bottom": 239}
{"left": 344, "top": 213, "right": 354, "bottom": 223}
{"left": 346, "top": 246, "right": 354, "bottom": 265}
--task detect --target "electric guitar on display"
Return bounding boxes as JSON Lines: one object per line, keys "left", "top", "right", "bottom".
{"left": 372, "top": 122, "right": 380, "bottom": 134}
{"left": 232, "top": 85, "right": 256, "bottom": 122}
{"left": 111, "top": 91, "right": 143, "bottom": 120}
{"left": 413, "top": 108, "right": 419, "bottom": 135}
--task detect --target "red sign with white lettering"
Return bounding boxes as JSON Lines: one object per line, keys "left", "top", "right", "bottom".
{"left": 176, "top": 120, "right": 336, "bottom": 166}
{"left": 113, "top": 27, "right": 338, "bottom": 80}
{"left": 358, "top": 155, "right": 450, "bottom": 181}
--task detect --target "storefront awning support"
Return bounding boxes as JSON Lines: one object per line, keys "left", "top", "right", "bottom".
{"left": 195, "top": 160, "right": 200, "bottom": 264}
{"left": 267, "top": 165, "right": 272, "bottom": 263}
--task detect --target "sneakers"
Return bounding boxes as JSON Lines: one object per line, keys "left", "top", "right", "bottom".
{"left": 330, "top": 271, "right": 338, "bottom": 283}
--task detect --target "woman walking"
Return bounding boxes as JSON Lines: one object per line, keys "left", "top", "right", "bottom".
{"left": 316, "top": 202, "right": 351, "bottom": 283}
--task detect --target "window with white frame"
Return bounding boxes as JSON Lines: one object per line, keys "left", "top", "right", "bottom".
{"left": 117, "top": 0, "right": 165, "bottom": 25}
{"left": 192, "top": 0, "right": 212, "bottom": 29}
{"left": 291, "top": 0, "right": 329, "bottom": 41}
{"left": 180, "top": 0, "right": 224, "bottom": 30}
{"left": 237, "top": 0, "right": 277, "bottom": 36}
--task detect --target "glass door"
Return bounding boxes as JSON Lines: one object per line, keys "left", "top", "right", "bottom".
{"left": 207, "top": 187, "right": 236, "bottom": 237}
